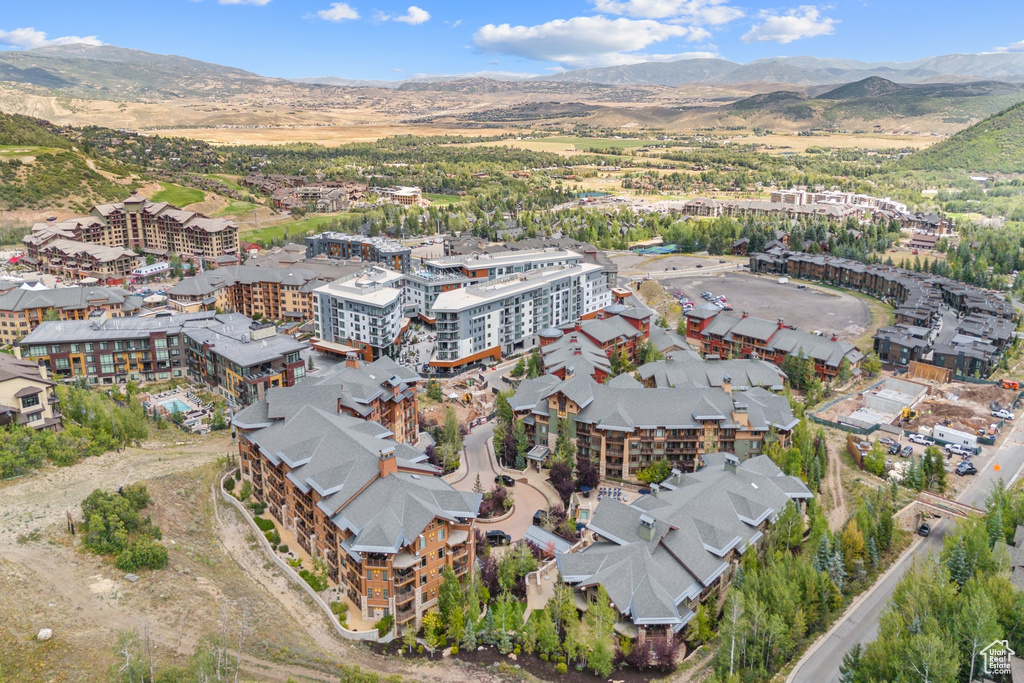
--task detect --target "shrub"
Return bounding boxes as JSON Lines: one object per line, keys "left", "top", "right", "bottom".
{"left": 376, "top": 614, "right": 395, "bottom": 638}
{"left": 288, "top": 558, "right": 302, "bottom": 567}
{"left": 249, "top": 502, "right": 266, "bottom": 516}
{"left": 417, "top": 645, "right": 424, "bottom": 654}
{"left": 449, "top": 646, "right": 459, "bottom": 656}
{"left": 277, "top": 544, "right": 289, "bottom": 554}
{"left": 331, "top": 601, "right": 349, "bottom": 617}
{"left": 556, "top": 663, "right": 567, "bottom": 675}
{"left": 238, "top": 480, "right": 252, "bottom": 502}
{"left": 514, "top": 645, "right": 521, "bottom": 655}
{"left": 224, "top": 476, "right": 235, "bottom": 491}
{"left": 265, "top": 530, "right": 280, "bottom": 546}
{"left": 299, "top": 568, "right": 328, "bottom": 592}
{"left": 254, "top": 517, "right": 275, "bottom": 532}
{"left": 115, "top": 537, "right": 169, "bottom": 571}
{"left": 540, "top": 654, "right": 548, "bottom": 661}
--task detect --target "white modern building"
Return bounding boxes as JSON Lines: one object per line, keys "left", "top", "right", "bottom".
{"left": 312, "top": 267, "right": 408, "bottom": 360}
{"left": 429, "top": 263, "right": 611, "bottom": 372}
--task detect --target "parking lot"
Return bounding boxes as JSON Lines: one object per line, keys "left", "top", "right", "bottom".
{"left": 663, "top": 272, "right": 874, "bottom": 344}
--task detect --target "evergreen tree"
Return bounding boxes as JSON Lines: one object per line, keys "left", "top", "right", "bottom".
{"left": 813, "top": 532, "right": 832, "bottom": 572}
{"left": 947, "top": 538, "right": 971, "bottom": 587}
{"left": 839, "top": 643, "right": 863, "bottom": 683}
{"left": 828, "top": 546, "right": 847, "bottom": 591}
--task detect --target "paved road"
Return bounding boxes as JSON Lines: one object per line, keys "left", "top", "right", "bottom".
{"left": 451, "top": 421, "right": 549, "bottom": 540}
{"left": 790, "top": 418, "right": 1024, "bottom": 683}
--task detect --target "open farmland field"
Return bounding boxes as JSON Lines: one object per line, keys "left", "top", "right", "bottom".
{"left": 726, "top": 132, "right": 940, "bottom": 153}
{"left": 148, "top": 123, "right": 514, "bottom": 147}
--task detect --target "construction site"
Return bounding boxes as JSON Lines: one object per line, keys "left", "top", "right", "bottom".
{"left": 418, "top": 373, "right": 495, "bottom": 428}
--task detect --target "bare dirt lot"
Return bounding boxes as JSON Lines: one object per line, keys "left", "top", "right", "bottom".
{"left": 662, "top": 272, "right": 874, "bottom": 344}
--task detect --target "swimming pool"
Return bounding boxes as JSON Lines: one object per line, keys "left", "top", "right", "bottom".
{"left": 161, "top": 398, "right": 190, "bottom": 414}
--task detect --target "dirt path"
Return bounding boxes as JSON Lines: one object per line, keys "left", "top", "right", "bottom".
{"left": 824, "top": 448, "right": 849, "bottom": 531}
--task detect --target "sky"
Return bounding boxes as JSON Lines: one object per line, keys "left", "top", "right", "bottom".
{"left": 1, "top": 0, "right": 1023, "bottom": 81}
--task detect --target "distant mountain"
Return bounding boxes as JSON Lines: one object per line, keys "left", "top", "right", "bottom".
{"left": 0, "top": 44, "right": 286, "bottom": 98}
{"left": 816, "top": 77, "right": 909, "bottom": 100}
{"left": 901, "top": 100, "right": 1024, "bottom": 173}
{"left": 291, "top": 76, "right": 400, "bottom": 88}
{"left": 531, "top": 53, "right": 1024, "bottom": 87}
{"left": 540, "top": 59, "right": 740, "bottom": 86}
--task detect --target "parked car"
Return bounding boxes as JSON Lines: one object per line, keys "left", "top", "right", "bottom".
{"left": 901, "top": 445, "right": 914, "bottom": 458}
{"left": 909, "top": 434, "right": 934, "bottom": 446}
{"left": 879, "top": 437, "right": 897, "bottom": 447}
{"left": 696, "top": 264, "right": 704, "bottom": 268}
{"left": 945, "top": 443, "right": 973, "bottom": 457}
{"left": 889, "top": 443, "right": 901, "bottom": 455}
{"left": 719, "top": 259, "right": 726, "bottom": 263}
{"left": 494, "top": 474, "right": 516, "bottom": 487}
{"left": 956, "top": 462, "right": 978, "bottom": 476}
{"left": 485, "top": 530, "right": 512, "bottom": 546}
{"left": 993, "top": 409, "right": 1015, "bottom": 420}
{"left": 918, "top": 523, "right": 931, "bottom": 537}
{"left": 533, "top": 510, "right": 548, "bottom": 526}
{"left": 797, "top": 284, "right": 807, "bottom": 289}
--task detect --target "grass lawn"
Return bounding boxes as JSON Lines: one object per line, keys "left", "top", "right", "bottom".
{"left": 543, "top": 136, "right": 652, "bottom": 150}
{"left": 0, "top": 145, "right": 67, "bottom": 158}
{"left": 241, "top": 213, "right": 343, "bottom": 245}
{"left": 203, "top": 173, "right": 247, "bottom": 193}
{"left": 213, "top": 200, "right": 261, "bottom": 217}
{"left": 151, "top": 182, "right": 204, "bottom": 207}
{"left": 424, "top": 193, "right": 464, "bottom": 206}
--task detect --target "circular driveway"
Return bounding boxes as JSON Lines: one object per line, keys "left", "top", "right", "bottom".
{"left": 451, "top": 422, "right": 551, "bottom": 541}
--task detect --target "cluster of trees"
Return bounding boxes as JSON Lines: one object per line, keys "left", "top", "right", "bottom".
{"left": 423, "top": 405, "right": 463, "bottom": 472}
{"left": 862, "top": 443, "right": 947, "bottom": 493}
{"left": 81, "top": 484, "right": 168, "bottom": 572}
{"left": 839, "top": 482, "right": 1024, "bottom": 682}
{"left": 0, "top": 383, "right": 150, "bottom": 480}
{"left": 0, "top": 151, "right": 134, "bottom": 211}
{"left": 709, "top": 485, "right": 899, "bottom": 683}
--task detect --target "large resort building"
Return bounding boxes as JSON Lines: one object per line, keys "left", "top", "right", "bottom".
{"left": 312, "top": 268, "right": 409, "bottom": 361}
{"left": 509, "top": 373, "right": 797, "bottom": 479}
{"left": 305, "top": 233, "right": 412, "bottom": 273}
{"left": 166, "top": 265, "right": 328, "bottom": 322}
{"left": 0, "top": 285, "right": 142, "bottom": 345}
{"left": 232, "top": 358, "right": 478, "bottom": 627}
{"left": 22, "top": 194, "right": 239, "bottom": 282}
{"left": 559, "top": 452, "right": 811, "bottom": 645}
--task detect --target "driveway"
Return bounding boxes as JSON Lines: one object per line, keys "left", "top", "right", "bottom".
{"left": 451, "top": 422, "right": 551, "bottom": 541}
{"left": 789, "top": 417, "right": 1024, "bottom": 683}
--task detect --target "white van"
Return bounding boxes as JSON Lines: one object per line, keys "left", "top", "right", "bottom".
{"left": 778, "top": 277, "right": 789, "bottom": 284}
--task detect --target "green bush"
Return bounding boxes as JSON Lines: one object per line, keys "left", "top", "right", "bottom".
{"left": 417, "top": 645, "right": 424, "bottom": 654}
{"left": 238, "top": 480, "right": 252, "bottom": 502}
{"left": 277, "top": 544, "right": 289, "bottom": 554}
{"left": 540, "top": 654, "right": 549, "bottom": 661}
{"left": 264, "top": 530, "right": 280, "bottom": 546}
{"left": 224, "top": 477, "right": 235, "bottom": 491}
{"left": 330, "top": 601, "right": 349, "bottom": 617}
{"left": 115, "top": 537, "right": 169, "bottom": 571}
{"left": 249, "top": 501, "right": 266, "bottom": 515}
{"left": 513, "top": 645, "right": 521, "bottom": 655}
{"left": 449, "top": 646, "right": 459, "bottom": 655}
{"left": 254, "top": 517, "right": 274, "bottom": 532}
{"left": 288, "top": 558, "right": 302, "bottom": 567}
{"left": 556, "top": 663, "right": 567, "bottom": 675}
{"left": 299, "top": 568, "right": 327, "bottom": 592}
{"left": 375, "top": 614, "right": 395, "bottom": 637}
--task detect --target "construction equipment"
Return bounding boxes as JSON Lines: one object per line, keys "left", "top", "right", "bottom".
{"left": 901, "top": 407, "right": 919, "bottom": 421}
{"left": 1002, "top": 379, "right": 1019, "bottom": 390}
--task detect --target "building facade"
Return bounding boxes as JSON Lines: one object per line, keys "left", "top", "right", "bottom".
{"left": 166, "top": 266, "right": 326, "bottom": 322}
{"left": 0, "top": 286, "right": 142, "bottom": 345}
{"left": 312, "top": 268, "right": 408, "bottom": 361}
{"left": 0, "top": 354, "right": 62, "bottom": 430}
{"left": 305, "top": 233, "right": 411, "bottom": 273}
{"left": 232, "top": 395, "right": 479, "bottom": 628}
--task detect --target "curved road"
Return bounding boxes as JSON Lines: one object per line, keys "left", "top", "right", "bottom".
{"left": 451, "top": 422, "right": 550, "bottom": 540}
{"left": 789, "top": 418, "right": 1024, "bottom": 683}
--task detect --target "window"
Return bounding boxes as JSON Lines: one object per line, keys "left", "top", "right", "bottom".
{"left": 438, "top": 547, "right": 445, "bottom": 560}
{"left": 100, "top": 355, "right": 114, "bottom": 374}
{"left": 418, "top": 536, "right": 426, "bottom": 550}
{"left": 420, "top": 575, "right": 427, "bottom": 586}
{"left": 85, "top": 343, "right": 93, "bottom": 351}
{"left": 381, "top": 571, "right": 388, "bottom": 581}
{"left": 438, "top": 528, "right": 445, "bottom": 542}
{"left": 383, "top": 589, "right": 389, "bottom": 599}
{"left": 20, "top": 393, "right": 40, "bottom": 409}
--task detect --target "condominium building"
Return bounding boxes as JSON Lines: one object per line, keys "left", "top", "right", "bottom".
{"left": 558, "top": 453, "right": 811, "bottom": 647}
{"left": 312, "top": 268, "right": 408, "bottom": 361}
{"left": 232, "top": 399, "right": 479, "bottom": 627}
{"left": 508, "top": 374, "right": 797, "bottom": 479}
{"left": 166, "top": 266, "right": 327, "bottom": 322}
{"left": 0, "top": 286, "right": 142, "bottom": 345}
{"left": 0, "top": 354, "right": 62, "bottom": 431}
{"left": 429, "top": 263, "right": 611, "bottom": 372}
{"left": 305, "top": 233, "right": 411, "bottom": 273}
{"left": 22, "top": 194, "right": 239, "bottom": 281}
{"left": 19, "top": 311, "right": 306, "bottom": 404}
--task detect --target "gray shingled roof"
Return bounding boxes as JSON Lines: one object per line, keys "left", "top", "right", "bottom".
{"left": 638, "top": 357, "right": 786, "bottom": 392}
{"left": 559, "top": 453, "right": 812, "bottom": 628}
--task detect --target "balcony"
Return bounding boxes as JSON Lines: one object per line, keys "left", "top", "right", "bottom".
{"left": 396, "top": 603, "right": 416, "bottom": 624}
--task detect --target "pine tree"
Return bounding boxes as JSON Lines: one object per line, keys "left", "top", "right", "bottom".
{"left": 987, "top": 507, "right": 1005, "bottom": 546}
{"left": 839, "top": 643, "right": 863, "bottom": 683}
{"left": 947, "top": 538, "right": 971, "bottom": 587}
{"left": 813, "top": 532, "right": 832, "bottom": 572}
{"left": 828, "top": 547, "right": 847, "bottom": 591}
{"left": 866, "top": 536, "right": 879, "bottom": 566}
{"left": 461, "top": 619, "right": 477, "bottom": 651}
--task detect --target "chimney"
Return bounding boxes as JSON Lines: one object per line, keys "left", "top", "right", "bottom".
{"left": 777, "top": 318, "right": 785, "bottom": 329}
{"left": 724, "top": 453, "right": 740, "bottom": 473}
{"left": 638, "top": 514, "right": 656, "bottom": 542}
{"left": 722, "top": 374, "right": 732, "bottom": 395}
{"left": 345, "top": 351, "right": 361, "bottom": 369}
{"left": 741, "top": 311, "right": 748, "bottom": 319}
{"left": 831, "top": 333, "right": 839, "bottom": 342}
{"left": 670, "top": 468, "right": 682, "bottom": 486}
{"left": 46, "top": 216, "right": 57, "bottom": 225}
{"left": 565, "top": 365, "right": 575, "bottom": 379}
{"left": 378, "top": 447, "right": 397, "bottom": 478}
{"left": 650, "top": 483, "right": 660, "bottom": 497}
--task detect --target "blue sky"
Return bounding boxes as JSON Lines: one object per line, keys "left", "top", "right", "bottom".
{"left": 1, "top": 0, "right": 1023, "bottom": 80}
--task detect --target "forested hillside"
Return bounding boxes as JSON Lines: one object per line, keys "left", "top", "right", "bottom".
{"left": 901, "top": 100, "right": 1024, "bottom": 173}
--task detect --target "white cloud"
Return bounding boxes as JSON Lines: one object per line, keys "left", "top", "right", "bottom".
{"left": 590, "top": 0, "right": 743, "bottom": 25}
{"left": 474, "top": 16, "right": 709, "bottom": 68}
{"left": 316, "top": 2, "right": 359, "bottom": 21}
{"left": 219, "top": 0, "right": 272, "bottom": 5}
{"left": 394, "top": 6, "right": 431, "bottom": 25}
{"left": 995, "top": 39, "right": 1024, "bottom": 53}
{"left": 0, "top": 27, "right": 103, "bottom": 49}
{"left": 741, "top": 5, "right": 837, "bottom": 44}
